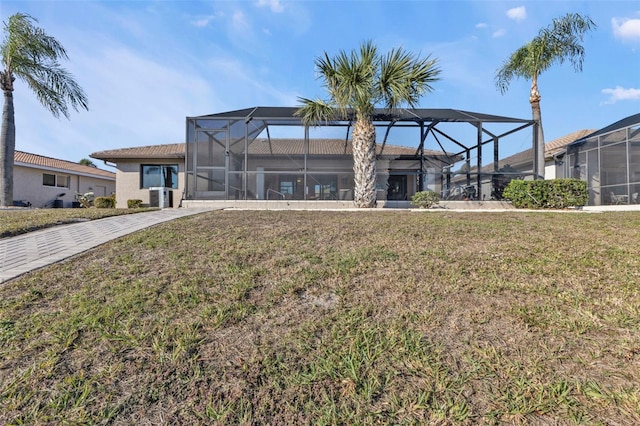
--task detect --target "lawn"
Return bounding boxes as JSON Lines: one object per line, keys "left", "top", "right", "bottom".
{"left": 0, "top": 210, "right": 639, "bottom": 424}
{"left": 0, "top": 208, "right": 157, "bottom": 239}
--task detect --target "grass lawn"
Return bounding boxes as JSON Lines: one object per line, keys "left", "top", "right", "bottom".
{"left": 1, "top": 210, "right": 639, "bottom": 424}
{"left": 0, "top": 208, "right": 157, "bottom": 239}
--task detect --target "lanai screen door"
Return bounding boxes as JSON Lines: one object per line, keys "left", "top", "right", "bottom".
{"left": 195, "top": 129, "right": 227, "bottom": 198}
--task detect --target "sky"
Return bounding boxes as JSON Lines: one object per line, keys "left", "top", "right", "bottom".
{"left": 1, "top": 0, "right": 639, "bottom": 169}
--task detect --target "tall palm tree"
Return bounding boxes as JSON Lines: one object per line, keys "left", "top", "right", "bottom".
{"left": 1, "top": 13, "right": 88, "bottom": 206}
{"left": 496, "top": 13, "right": 596, "bottom": 179}
{"left": 296, "top": 40, "right": 440, "bottom": 208}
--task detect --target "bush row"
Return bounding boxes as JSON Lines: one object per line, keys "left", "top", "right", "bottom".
{"left": 502, "top": 178, "right": 588, "bottom": 209}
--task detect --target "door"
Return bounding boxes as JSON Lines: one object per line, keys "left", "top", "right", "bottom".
{"left": 195, "top": 129, "right": 227, "bottom": 199}
{"left": 387, "top": 175, "right": 407, "bottom": 200}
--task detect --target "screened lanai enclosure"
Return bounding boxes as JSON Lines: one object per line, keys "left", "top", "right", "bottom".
{"left": 566, "top": 113, "right": 640, "bottom": 206}
{"left": 185, "top": 107, "right": 537, "bottom": 202}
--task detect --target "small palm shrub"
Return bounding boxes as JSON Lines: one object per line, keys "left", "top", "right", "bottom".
{"left": 74, "top": 191, "right": 94, "bottom": 208}
{"left": 411, "top": 191, "right": 440, "bottom": 209}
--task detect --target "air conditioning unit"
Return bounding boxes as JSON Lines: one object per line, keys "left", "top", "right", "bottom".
{"left": 149, "top": 187, "right": 173, "bottom": 208}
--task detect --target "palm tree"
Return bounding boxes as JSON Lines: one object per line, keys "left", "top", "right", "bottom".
{"left": 496, "top": 13, "right": 596, "bottom": 179}
{"left": 296, "top": 40, "right": 440, "bottom": 208}
{"left": 79, "top": 158, "right": 96, "bottom": 167}
{"left": 1, "top": 13, "right": 88, "bottom": 206}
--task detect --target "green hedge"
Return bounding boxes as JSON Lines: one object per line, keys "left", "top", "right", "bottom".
{"left": 411, "top": 191, "right": 440, "bottom": 209}
{"left": 502, "top": 178, "right": 588, "bottom": 209}
{"left": 94, "top": 195, "right": 116, "bottom": 209}
{"left": 127, "top": 199, "right": 143, "bottom": 209}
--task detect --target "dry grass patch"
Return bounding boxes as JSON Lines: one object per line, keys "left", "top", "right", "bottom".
{"left": 1, "top": 210, "right": 639, "bottom": 424}
{"left": 0, "top": 208, "right": 157, "bottom": 239}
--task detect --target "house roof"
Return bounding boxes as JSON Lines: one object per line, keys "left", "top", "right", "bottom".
{"left": 191, "top": 106, "right": 534, "bottom": 125}
{"left": 498, "top": 129, "right": 595, "bottom": 168}
{"left": 91, "top": 139, "right": 457, "bottom": 161}
{"left": 15, "top": 151, "right": 115, "bottom": 180}
{"left": 90, "top": 143, "right": 185, "bottom": 162}
{"left": 248, "top": 138, "right": 452, "bottom": 157}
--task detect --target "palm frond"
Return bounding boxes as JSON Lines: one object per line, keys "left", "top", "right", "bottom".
{"left": 1, "top": 12, "right": 88, "bottom": 118}
{"left": 294, "top": 97, "right": 338, "bottom": 126}
{"left": 495, "top": 12, "right": 596, "bottom": 95}
{"left": 379, "top": 47, "right": 441, "bottom": 110}
{"left": 495, "top": 44, "right": 537, "bottom": 94}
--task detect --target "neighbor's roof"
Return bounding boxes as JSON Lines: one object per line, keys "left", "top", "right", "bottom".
{"left": 190, "top": 106, "right": 534, "bottom": 124}
{"left": 91, "top": 139, "right": 457, "bottom": 161}
{"left": 498, "top": 129, "right": 595, "bottom": 168}
{"left": 15, "top": 151, "right": 115, "bottom": 180}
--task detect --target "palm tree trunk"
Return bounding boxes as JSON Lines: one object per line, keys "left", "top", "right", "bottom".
{"left": 352, "top": 118, "right": 377, "bottom": 208}
{"left": 1, "top": 88, "right": 16, "bottom": 207}
{"left": 529, "top": 77, "right": 545, "bottom": 179}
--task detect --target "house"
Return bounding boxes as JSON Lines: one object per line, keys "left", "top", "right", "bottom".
{"left": 565, "top": 113, "right": 640, "bottom": 206}
{"left": 496, "top": 129, "right": 596, "bottom": 179}
{"left": 90, "top": 140, "right": 459, "bottom": 208}
{"left": 183, "top": 106, "right": 536, "bottom": 203}
{"left": 13, "top": 151, "right": 116, "bottom": 208}
{"left": 91, "top": 106, "right": 538, "bottom": 207}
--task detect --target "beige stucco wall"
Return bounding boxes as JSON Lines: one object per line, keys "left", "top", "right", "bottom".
{"left": 114, "top": 159, "right": 185, "bottom": 208}
{"left": 14, "top": 165, "right": 115, "bottom": 208}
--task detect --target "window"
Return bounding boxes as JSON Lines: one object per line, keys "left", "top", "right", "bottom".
{"left": 141, "top": 165, "right": 179, "bottom": 189}
{"left": 43, "top": 173, "right": 69, "bottom": 188}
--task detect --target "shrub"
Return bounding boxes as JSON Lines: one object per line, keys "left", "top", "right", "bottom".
{"left": 127, "top": 199, "right": 143, "bottom": 209}
{"left": 94, "top": 196, "right": 116, "bottom": 208}
{"left": 411, "top": 191, "right": 440, "bottom": 209}
{"left": 503, "top": 178, "right": 588, "bottom": 209}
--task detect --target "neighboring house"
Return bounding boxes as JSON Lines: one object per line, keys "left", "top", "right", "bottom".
{"left": 497, "top": 129, "right": 596, "bottom": 180}
{"left": 90, "top": 143, "right": 185, "bottom": 209}
{"left": 566, "top": 113, "right": 640, "bottom": 206}
{"left": 498, "top": 129, "right": 595, "bottom": 179}
{"left": 449, "top": 129, "right": 594, "bottom": 200}
{"left": 14, "top": 151, "right": 116, "bottom": 208}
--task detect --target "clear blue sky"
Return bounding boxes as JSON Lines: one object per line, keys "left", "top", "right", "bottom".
{"left": 2, "top": 0, "right": 639, "bottom": 168}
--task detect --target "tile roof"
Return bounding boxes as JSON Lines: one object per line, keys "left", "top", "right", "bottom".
{"left": 498, "top": 129, "right": 596, "bottom": 168}
{"left": 15, "top": 151, "right": 116, "bottom": 179}
{"left": 248, "top": 138, "right": 451, "bottom": 157}
{"left": 91, "top": 139, "right": 454, "bottom": 161}
{"left": 91, "top": 143, "right": 185, "bottom": 161}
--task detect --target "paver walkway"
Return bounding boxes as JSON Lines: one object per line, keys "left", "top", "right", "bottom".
{"left": 0, "top": 208, "right": 216, "bottom": 284}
